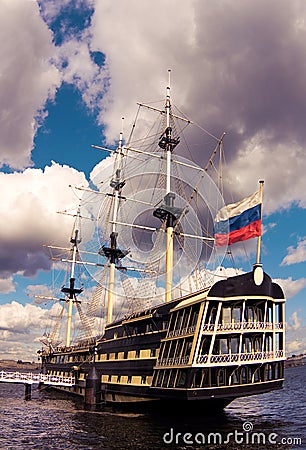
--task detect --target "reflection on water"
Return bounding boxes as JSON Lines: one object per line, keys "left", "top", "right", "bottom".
{"left": 0, "top": 366, "right": 305, "bottom": 449}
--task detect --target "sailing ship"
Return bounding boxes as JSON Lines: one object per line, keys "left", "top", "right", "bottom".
{"left": 37, "top": 73, "right": 285, "bottom": 410}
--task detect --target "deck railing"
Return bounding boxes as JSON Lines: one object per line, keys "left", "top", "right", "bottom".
{"left": 202, "top": 322, "right": 283, "bottom": 332}
{"left": 167, "top": 325, "right": 196, "bottom": 338}
{"left": 196, "top": 349, "right": 284, "bottom": 365}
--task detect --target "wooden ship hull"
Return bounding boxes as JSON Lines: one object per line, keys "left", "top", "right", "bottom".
{"left": 41, "top": 269, "right": 285, "bottom": 409}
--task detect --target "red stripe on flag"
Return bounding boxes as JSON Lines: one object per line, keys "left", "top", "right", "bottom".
{"left": 215, "top": 220, "right": 261, "bottom": 247}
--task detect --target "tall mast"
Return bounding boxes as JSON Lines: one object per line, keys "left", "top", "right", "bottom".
{"left": 61, "top": 219, "right": 83, "bottom": 347}
{"left": 166, "top": 70, "right": 171, "bottom": 194}
{"left": 154, "top": 70, "right": 182, "bottom": 303}
{"left": 165, "top": 71, "right": 174, "bottom": 303}
{"left": 99, "top": 122, "right": 128, "bottom": 323}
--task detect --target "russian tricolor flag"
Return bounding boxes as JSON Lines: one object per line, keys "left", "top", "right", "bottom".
{"left": 214, "top": 190, "right": 262, "bottom": 247}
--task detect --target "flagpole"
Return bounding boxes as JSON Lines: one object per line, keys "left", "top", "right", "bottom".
{"left": 256, "top": 180, "right": 264, "bottom": 265}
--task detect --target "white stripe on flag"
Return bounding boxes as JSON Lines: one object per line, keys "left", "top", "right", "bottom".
{"left": 215, "top": 189, "right": 261, "bottom": 222}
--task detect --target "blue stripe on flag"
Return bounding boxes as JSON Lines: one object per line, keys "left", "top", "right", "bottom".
{"left": 214, "top": 204, "right": 261, "bottom": 235}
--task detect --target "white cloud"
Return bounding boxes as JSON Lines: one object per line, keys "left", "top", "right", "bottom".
{"left": 89, "top": 0, "right": 196, "bottom": 142}
{"left": 286, "top": 310, "right": 306, "bottom": 356}
{"left": 0, "top": 300, "right": 57, "bottom": 361}
{"left": 273, "top": 276, "right": 306, "bottom": 299}
{"left": 0, "top": 0, "right": 62, "bottom": 169}
{"left": 57, "top": 37, "right": 109, "bottom": 111}
{"left": 281, "top": 238, "right": 306, "bottom": 266}
{"left": 287, "top": 311, "right": 302, "bottom": 331}
{"left": 0, "top": 162, "right": 88, "bottom": 280}
{"left": 286, "top": 339, "right": 305, "bottom": 356}
{"left": 0, "top": 276, "right": 16, "bottom": 294}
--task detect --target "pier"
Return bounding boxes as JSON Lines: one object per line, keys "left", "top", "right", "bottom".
{"left": 0, "top": 370, "right": 75, "bottom": 386}
{"left": 0, "top": 370, "right": 75, "bottom": 400}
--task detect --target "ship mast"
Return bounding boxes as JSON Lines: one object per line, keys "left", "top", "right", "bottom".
{"left": 99, "top": 124, "right": 128, "bottom": 323}
{"left": 154, "top": 70, "right": 182, "bottom": 302}
{"left": 61, "top": 222, "right": 83, "bottom": 347}
{"left": 165, "top": 72, "right": 174, "bottom": 303}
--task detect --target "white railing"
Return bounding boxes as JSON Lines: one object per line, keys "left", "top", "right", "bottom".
{"left": 156, "top": 356, "right": 189, "bottom": 366}
{"left": 0, "top": 371, "right": 75, "bottom": 386}
{"left": 167, "top": 325, "right": 196, "bottom": 338}
{"left": 197, "top": 350, "right": 284, "bottom": 365}
{"left": 202, "top": 322, "right": 283, "bottom": 332}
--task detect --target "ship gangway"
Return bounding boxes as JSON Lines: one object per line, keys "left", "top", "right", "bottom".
{"left": 0, "top": 370, "right": 75, "bottom": 386}
{"left": 0, "top": 370, "right": 75, "bottom": 400}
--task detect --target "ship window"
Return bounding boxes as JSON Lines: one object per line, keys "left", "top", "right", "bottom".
{"left": 222, "top": 307, "right": 231, "bottom": 323}
{"left": 192, "top": 370, "right": 202, "bottom": 388}
{"left": 150, "top": 348, "right": 156, "bottom": 357}
{"left": 265, "top": 335, "right": 273, "bottom": 352}
{"left": 168, "top": 314, "right": 176, "bottom": 332}
{"left": 255, "top": 307, "right": 263, "bottom": 322}
{"left": 243, "top": 337, "right": 252, "bottom": 353}
{"left": 266, "top": 305, "right": 273, "bottom": 322}
{"left": 208, "top": 306, "right": 217, "bottom": 325}
{"left": 230, "top": 337, "right": 239, "bottom": 354}
{"left": 141, "top": 376, "right": 146, "bottom": 384}
{"left": 254, "top": 337, "right": 262, "bottom": 352}
{"left": 213, "top": 339, "right": 220, "bottom": 354}
{"left": 233, "top": 306, "right": 241, "bottom": 323}
{"left": 181, "top": 309, "right": 190, "bottom": 330}
{"left": 217, "top": 369, "right": 226, "bottom": 386}
{"left": 275, "top": 303, "right": 282, "bottom": 323}
{"left": 155, "top": 370, "right": 163, "bottom": 387}
{"left": 192, "top": 369, "right": 208, "bottom": 388}
{"left": 162, "top": 370, "right": 170, "bottom": 387}
{"left": 264, "top": 364, "right": 273, "bottom": 381}
{"left": 175, "top": 340, "right": 183, "bottom": 359}
{"left": 176, "top": 312, "right": 184, "bottom": 331}
{"left": 213, "top": 338, "right": 228, "bottom": 354}
{"left": 274, "top": 362, "right": 280, "bottom": 379}
{"left": 240, "top": 367, "right": 247, "bottom": 384}
{"left": 268, "top": 364, "right": 273, "bottom": 380}
{"left": 253, "top": 368, "right": 260, "bottom": 383}
{"left": 168, "top": 341, "right": 176, "bottom": 358}
{"left": 190, "top": 306, "right": 199, "bottom": 327}
{"left": 275, "top": 333, "right": 281, "bottom": 351}
{"left": 245, "top": 306, "right": 254, "bottom": 322}
{"left": 200, "top": 337, "right": 210, "bottom": 355}
{"left": 181, "top": 339, "right": 193, "bottom": 358}
{"left": 230, "top": 369, "right": 240, "bottom": 385}
{"left": 220, "top": 338, "right": 228, "bottom": 354}
{"left": 176, "top": 370, "right": 187, "bottom": 388}
{"left": 146, "top": 323, "right": 153, "bottom": 333}
{"left": 168, "top": 370, "right": 177, "bottom": 387}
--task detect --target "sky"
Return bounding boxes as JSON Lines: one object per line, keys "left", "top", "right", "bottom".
{"left": 0, "top": 0, "right": 306, "bottom": 361}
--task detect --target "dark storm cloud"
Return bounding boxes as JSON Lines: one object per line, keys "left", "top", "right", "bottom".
{"left": 90, "top": 0, "right": 306, "bottom": 211}
{"left": 191, "top": 0, "right": 306, "bottom": 147}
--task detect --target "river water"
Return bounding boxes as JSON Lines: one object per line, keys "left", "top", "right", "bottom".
{"left": 0, "top": 366, "right": 305, "bottom": 449}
